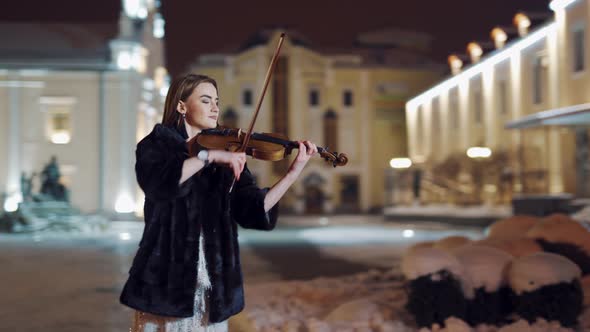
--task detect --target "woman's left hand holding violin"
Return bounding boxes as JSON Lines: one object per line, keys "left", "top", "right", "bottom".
{"left": 263, "top": 140, "right": 317, "bottom": 212}
{"left": 288, "top": 140, "right": 318, "bottom": 177}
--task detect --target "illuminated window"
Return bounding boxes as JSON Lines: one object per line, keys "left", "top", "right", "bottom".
{"left": 573, "top": 25, "right": 585, "bottom": 73}
{"left": 153, "top": 13, "right": 165, "bottom": 39}
{"left": 41, "top": 97, "right": 75, "bottom": 144}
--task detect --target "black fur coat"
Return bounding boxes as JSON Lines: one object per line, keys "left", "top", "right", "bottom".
{"left": 119, "top": 124, "right": 279, "bottom": 323}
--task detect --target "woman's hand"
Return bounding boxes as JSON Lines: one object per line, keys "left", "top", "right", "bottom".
{"left": 288, "top": 141, "right": 318, "bottom": 176}
{"left": 262, "top": 140, "right": 317, "bottom": 212}
{"left": 208, "top": 150, "right": 247, "bottom": 180}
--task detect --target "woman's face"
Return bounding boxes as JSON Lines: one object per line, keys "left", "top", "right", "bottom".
{"left": 179, "top": 82, "right": 219, "bottom": 131}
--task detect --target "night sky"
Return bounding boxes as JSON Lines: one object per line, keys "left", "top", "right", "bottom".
{"left": 2, "top": 0, "right": 550, "bottom": 76}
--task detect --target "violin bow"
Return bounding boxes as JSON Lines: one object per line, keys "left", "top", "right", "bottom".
{"left": 229, "top": 33, "right": 286, "bottom": 192}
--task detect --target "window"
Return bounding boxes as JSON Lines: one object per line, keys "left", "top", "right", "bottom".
{"left": 474, "top": 90, "right": 483, "bottom": 124}
{"left": 309, "top": 89, "right": 319, "bottom": 106}
{"left": 449, "top": 88, "right": 459, "bottom": 130}
{"left": 343, "top": 90, "right": 353, "bottom": 107}
{"left": 416, "top": 105, "right": 423, "bottom": 154}
{"left": 323, "top": 109, "right": 338, "bottom": 152}
{"left": 432, "top": 98, "right": 440, "bottom": 136}
{"left": 340, "top": 175, "right": 359, "bottom": 207}
{"left": 41, "top": 97, "right": 75, "bottom": 144}
{"left": 533, "top": 55, "right": 544, "bottom": 104}
{"left": 498, "top": 80, "right": 508, "bottom": 115}
{"left": 242, "top": 89, "right": 252, "bottom": 106}
{"left": 432, "top": 98, "right": 440, "bottom": 157}
{"left": 221, "top": 107, "right": 238, "bottom": 128}
{"left": 472, "top": 77, "right": 483, "bottom": 124}
{"left": 153, "top": 13, "right": 165, "bottom": 39}
{"left": 573, "top": 26, "right": 585, "bottom": 73}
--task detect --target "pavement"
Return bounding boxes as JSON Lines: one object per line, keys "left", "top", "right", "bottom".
{"left": 0, "top": 215, "right": 484, "bottom": 332}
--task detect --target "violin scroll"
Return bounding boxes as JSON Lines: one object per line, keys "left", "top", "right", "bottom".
{"left": 318, "top": 147, "right": 348, "bottom": 167}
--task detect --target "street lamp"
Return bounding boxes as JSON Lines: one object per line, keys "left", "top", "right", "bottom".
{"left": 389, "top": 158, "right": 412, "bottom": 169}
{"left": 466, "top": 146, "right": 492, "bottom": 159}
{"left": 467, "top": 147, "right": 493, "bottom": 205}
{"left": 386, "top": 158, "right": 415, "bottom": 207}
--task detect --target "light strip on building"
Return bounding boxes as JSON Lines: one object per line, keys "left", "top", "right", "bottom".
{"left": 406, "top": 23, "right": 556, "bottom": 111}
{"left": 549, "top": 0, "right": 580, "bottom": 11}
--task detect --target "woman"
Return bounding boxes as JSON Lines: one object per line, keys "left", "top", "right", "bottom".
{"left": 120, "top": 74, "right": 317, "bottom": 331}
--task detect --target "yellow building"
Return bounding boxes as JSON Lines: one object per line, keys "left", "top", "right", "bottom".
{"left": 191, "top": 29, "right": 443, "bottom": 213}
{"left": 406, "top": 0, "right": 590, "bottom": 205}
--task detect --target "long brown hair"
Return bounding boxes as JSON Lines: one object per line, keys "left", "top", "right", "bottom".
{"left": 161, "top": 74, "right": 218, "bottom": 135}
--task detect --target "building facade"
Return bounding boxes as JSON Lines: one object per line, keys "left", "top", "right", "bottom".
{"left": 0, "top": 0, "right": 168, "bottom": 214}
{"left": 405, "top": 0, "right": 590, "bottom": 205}
{"left": 191, "top": 29, "right": 444, "bottom": 213}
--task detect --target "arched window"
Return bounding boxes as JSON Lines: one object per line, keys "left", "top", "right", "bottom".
{"left": 221, "top": 107, "right": 238, "bottom": 128}
{"left": 323, "top": 109, "right": 338, "bottom": 152}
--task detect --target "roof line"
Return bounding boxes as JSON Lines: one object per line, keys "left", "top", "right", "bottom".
{"left": 406, "top": 21, "right": 556, "bottom": 110}
{"left": 505, "top": 103, "right": 590, "bottom": 129}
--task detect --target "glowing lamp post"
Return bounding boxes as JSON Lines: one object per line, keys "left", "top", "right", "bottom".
{"left": 386, "top": 158, "right": 413, "bottom": 207}
{"left": 467, "top": 147, "right": 492, "bottom": 204}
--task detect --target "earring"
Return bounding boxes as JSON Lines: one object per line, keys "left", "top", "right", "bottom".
{"left": 177, "top": 112, "right": 185, "bottom": 127}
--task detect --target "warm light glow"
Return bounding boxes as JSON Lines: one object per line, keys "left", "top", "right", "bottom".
{"left": 153, "top": 13, "right": 165, "bottom": 39}
{"left": 119, "top": 232, "right": 132, "bottom": 241}
{"left": 491, "top": 27, "right": 508, "bottom": 49}
{"left": 133, "top": 52, "right": 146, "bottom": 74}
{"left": 390, "top": 158, "right": 412, "bottom": 169}
{"left": 160, "top": 86, "right": 169, "bottom": 97}
{"left": 466, "top": 147, "right": 492, "bottom": 158}
{"left": 406, "top": 23, "right": 555, "bottom": 111}
{"left": 403, "top": 229, "right": 415, "bottom": 238}
{"left": 154, "top": 66, "right": 168, "bottom": 88}
{"left": 4, "top": 193, "right": 22, "bottom": 212}
{"left": 124, "top": 0, "right": 149, "bottom": 19}
{"left": 467, "top": 42, "right": 483, "bottom": 63}
{"left": 117, "top": 52, "right": 132, "bottom": 70}
{"left": 115, "top": 194, "right": 135, "bottom": 213}
{"left": 50, "top": 131, "right": 71, "bottom": 144}
{"left": 514, "top": 13, "right": 531, "bottom": 36}
{"left": 549, "top": 0, "right": 580, "bottom": 11}
{"left": 137, "top": 7, "right": 148, "bottom": 19}
{"left": 448, "top": 54, "right": 463, "bottom": 75}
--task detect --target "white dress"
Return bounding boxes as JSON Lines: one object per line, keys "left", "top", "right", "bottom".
{"left": 130, "top": 231, "right": 228, "bottom": 332}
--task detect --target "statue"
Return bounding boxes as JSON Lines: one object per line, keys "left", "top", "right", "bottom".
{"left": 20, "top": 172, "right": 35, "bottom": 202}
{"left": 39, "top": 156, "right": 69, "bottom": 202}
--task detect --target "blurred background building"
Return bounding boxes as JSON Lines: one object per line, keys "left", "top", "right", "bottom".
{"left": 191, "top": 29, "right": 444, "bottom": 214}
{"left": 0, "top": 0, "right": 168, "bottom": 214}
{"left": 405, "top": 0, "right": 590, "bottom": 206}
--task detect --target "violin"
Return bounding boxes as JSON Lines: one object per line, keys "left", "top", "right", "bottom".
{"left": 188, "top": 127, "right": 348, "bottom": 167}
{"left": 187, "top": 33, "right": 348, "bottom": 186}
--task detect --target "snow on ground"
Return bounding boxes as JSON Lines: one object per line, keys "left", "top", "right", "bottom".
{"left": 383, "top": 204, "right": 512, "bottom": 219}
{"left": 234, "top": 267, "right": 590, "bottom": 332}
